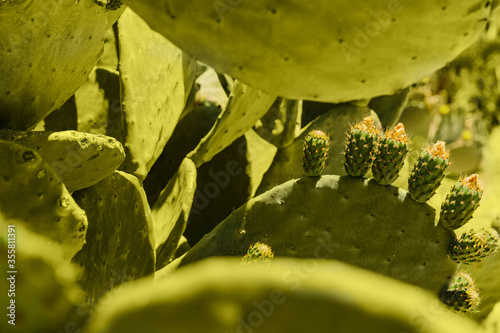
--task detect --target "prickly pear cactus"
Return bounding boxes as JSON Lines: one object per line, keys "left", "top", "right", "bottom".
{"left": 372, "top": 123, "right": 409, "bottom": 185}
{"left": 0, "top": 140, "right": 88, "bottom": 259}
{"left": 0, "top": 0, "right": 125, "bottom": 129}
{"left": 449, "top": 229, "right": 499, "bottom": 265}
{"left": 0, "top": 216, "right": 83, "bottom": 333}
{"left": 343, "top": 116, "right": 380, "bottom": 177}
{"left": 302, "top": 129, "right": 330, "bottom": 177}
{"left": 257, "top": 103, "right": 370, "bottom": 194}
{"left": 439, "top": 271, "right": 481, "bottom": 313}
{"left": 439, "top": 174, "right": 483, "bottom": 230}
{"left": 117, "top": 8, "right": 197, "bottom": 179}
{"left": 72, "top": 171, "right": 155, "bottom": 312}
{"left": 151, "top": 158, "right": 197, "bottom": 270}
{"left": 86, "top": 258, "right": 479, "bottom": 333}
{"left": 408, "top": 141, "right": 451, "bottom": 203}
{"left": 0, "top": 129, "right": 125, "bottom": 192}
{"left": 187, "top": 80, "right": 277, "bottom": 167}
{"left": 179, "top": 175, "right": 456, "bottom": 293}
{"left": 122, "top": 0, "right": 490, "bottom": 102}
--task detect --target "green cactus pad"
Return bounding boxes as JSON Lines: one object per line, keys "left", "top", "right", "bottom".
{"left": 122, "top": 0, "right": 489, "bottom": 102}
{"left": 0, "top": 0, "right": 124, "bottom": 129}
{"left": 257, "top": 104, "right": 370, "bottom": 194}
{"left": 408, "top": 142, "right": 451, "bottom": 203}
{"left": 188, "top": 80, "right": 277, "bottom": 167}
{"left": 0, "top": 140, "right": 88, "bottom": 259}
{"left": 75, "top": 68, "right": 122, "bottom": 142}
{"left": 0, "top": 215, "right": 83, "bottom": 333}
{"left": 439, "top": 174, "right": 483, "bottom": 230}
{"left": 241, "top": 242, "right": 274, "bottom": 264}
{"left": 0, "top": 129, "right": 125, "bottom": 193}
{"left": 87, "top": 258, "right": 479, "bottom": 333}
{"left": 151, "top": 158, "right": 197, "bottom": 270}
{"left": 439, "top": 271, "right": 480, "bottom": 313}
{"left": 449, "top": 229, "right": 499, "bottom": 265}
{"left": 72, "top": 171, "right": 155, "bottom": 312}
{"left": 372, "top": 123, "right": 409, "bottom": 185}
{"left": 343, "top": 116, "right": 380, "bottom": 177}
{"left": 180, "top": 175, "right": 456, "bottom": 293}
{"left": 117, "top": 8, "right": 196, "bottom": 179}
{"left": 303, "top": 129, "right": 331, "bottom": 177}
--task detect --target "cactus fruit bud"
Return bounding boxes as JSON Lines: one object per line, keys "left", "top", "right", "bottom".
{"left": 371, "top": 123, "right": 409, "bottom": 185}
{"left": 439, "top": 271, "right": 480, "bottom": 313}
{"left": 449, "top": 229, "right": 499, "bottom": 265}
{"left": 303, "top": 130, "right": 330, "bottom": 177}
{"left": 241, "top": 242, "right": 274, "bottom": 264}
{"left": 343, "top": 116, "right": 380, "bottom": 177}
{"left": 439, "top": 174, "right": 483, "bottom": 230}
{"left": 408, "top": 141, "right": 450, "bottom": 202}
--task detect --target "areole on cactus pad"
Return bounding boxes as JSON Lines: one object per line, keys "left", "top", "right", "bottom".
{"left": 122, "top": 0, "right": 489, "bottom": 102}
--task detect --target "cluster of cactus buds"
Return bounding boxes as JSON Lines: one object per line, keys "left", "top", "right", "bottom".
{"left": 343, "top": 116, "right": 380, "bottom": 177}
{"left": 241, "top": 242, "right": 274, "bottom": 264}
{"left": 408, "top": 141, "right": 451, "bottom": 202}
{"left": 449, "top": 229, "right": 499, "bottom": 265}
{"left": 439, "top": 271, "right": 481, "bottom": 313}
{"left": 439, "top": 174, "right": 483, "bottom": 230}
{"left": 371, "top": 123, "right": 409, "bottom": 185}
{"left": 302, "top": 130, "right": 331, "bottom": 177}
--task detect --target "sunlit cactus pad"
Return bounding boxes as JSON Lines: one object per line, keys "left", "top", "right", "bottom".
{"left": 180, "top": 175, "right": 456, "bottom": 292}
{"left": 123, "top": 0, "right": 490, "bottom": 102}
{"left": 86, "top": 258, "right": 479, "bottom": 333}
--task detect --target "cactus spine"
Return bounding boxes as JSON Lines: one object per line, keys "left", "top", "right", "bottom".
{"left": 371, "top": 123, "right": 409, "bottom": 185}
{"left": 439, "top": 174, "right": 483, "bottom": 230}
{"left": 440, "top": 271, "right": 480, "bottom": 313}
{"left": 449, "top": 229, "right": 499, "bottom": 265}
{"left": 343, "top": 116, "right": 380, "bottom": 177}
{"left": 408, "top": 141, "right": 450, "bottom": 202}
{"left": 302, "top": 130, "right": 330, "bottom": 177}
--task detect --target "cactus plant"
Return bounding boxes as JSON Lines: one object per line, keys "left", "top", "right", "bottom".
{"left": 258, "top": 103, "right": 370, "bottom": 194}
{"left": 372, "top": 123, "right": 409, "bottom": 185}
{"left": 187, "top": 80, "right": 277, "bottom": 167}
{"left": 117, "top": 8, "right": 197, "bottom": 179}
{"left": 0, "top": 0, "right": 125, "bottom": 130}
{"left": 86, "top": 258, "right": 480, "bottom": 333}
{"left": 0, "top": 129, "right": 125, "bottom": 192}
{"left": 3, "top": 1, "right": 500, "bottom": 331}
{"left": 408, "top": 141, "right": 451, "bottom": 203}
{"left": 0, "top": 140, "right": 88, "bottom": 259}
{"left": 449, "top": 229, "right": 499, "bottom": 265}
{"left": 439, "top": 271, "right": 481, "bottom": 313}
{"left": 439, "top": 174, "right": 483, "bottom": 230}
{"left": 121, "top": 0, "right": 490, "bottom": 102}
{"left": 302, "top": 129, "right": 331, "bottom": 177}
{"left": 0, "top": 215, "right": 83, "bottom": 332}
{"left": 343, "top": 116, "right": 380, "bottom": 177}
{"left": 179, "top": 175, "right": 456, "bottom": 293}
{"left": 151, "top": 158, "right": 197, "bottom": 270}
{"left": 72, "top": 171, "right": 155, "bottom": 312}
